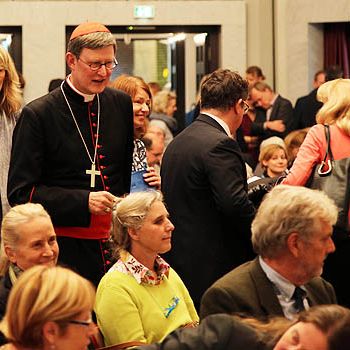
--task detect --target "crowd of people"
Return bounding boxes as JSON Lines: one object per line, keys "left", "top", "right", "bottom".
{"left": 0, "top": 20, "right": 350, "bottom": 350}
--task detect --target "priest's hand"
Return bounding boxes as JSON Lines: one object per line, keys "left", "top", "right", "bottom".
{"left": 89, "top": 191, "right": 116, "bottom": 215}
{"left": 143, "top": 167, "right": 161, "bottom": 190}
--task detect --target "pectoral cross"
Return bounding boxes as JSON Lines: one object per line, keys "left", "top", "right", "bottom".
{"left": 86, "top": 163, "right": 101, "bottom": 188}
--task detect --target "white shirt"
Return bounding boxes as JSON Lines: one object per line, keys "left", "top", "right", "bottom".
{"left": 259, "top": 256, "right": 309, "bottom": 320}
{"left": 201, "top": 112, "right": 231, "bottom": 138}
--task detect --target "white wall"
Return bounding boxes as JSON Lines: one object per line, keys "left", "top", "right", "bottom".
{"left": 274, "top": 0, "right": 350, "bottom": 104}
{"left": 245, "top": 0, "right": 274, "bottom": 87}
{"left": 3, "top": 0, "right": 350, "bottom": 106}
{"left": 1, "top": 1, "right": 246, "bottom": 104}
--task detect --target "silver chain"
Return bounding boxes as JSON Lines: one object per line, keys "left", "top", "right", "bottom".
{"left": 60, "top": 81, "right": 100, "bottom": 165}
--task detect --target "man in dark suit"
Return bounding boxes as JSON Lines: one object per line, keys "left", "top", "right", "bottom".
{"left": 294, "top": 70, "right": 325, "bottom": 129}
{"left": 201, "top": 185, "right": 337, "bottom": 320}
{"left": 250, "top": 82, "right": 294, "bottom": 140}
{"left": 161, "top": 69, "right": 256, "bottom": 309}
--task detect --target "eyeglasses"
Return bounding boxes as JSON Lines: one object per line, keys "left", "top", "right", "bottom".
{"left": 78, "top": 57, "right": 118, "bottom": 71}
{"left": 241, "top": 100, "right": 250, "bottom": 114}
{"left": 68, "top": 318, "right": 94, "bottom": 327}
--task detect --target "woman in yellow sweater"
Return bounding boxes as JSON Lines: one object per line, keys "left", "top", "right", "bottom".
{"left": 95, "top": 191, "right": 198, "bottom": 347}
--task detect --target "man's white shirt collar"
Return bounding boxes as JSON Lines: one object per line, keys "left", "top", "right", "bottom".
{"left": 201, "top": 112, "right": 231, "bottom": 137}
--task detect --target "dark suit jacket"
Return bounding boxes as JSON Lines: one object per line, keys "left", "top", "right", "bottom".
{"left": 161, "top": 114, "right": 256, "bottom": 306}
{"left": 200, "top": 257, "right": 337, "bottom": 319}
{"left": 294, "top": 89, "right": 323, "bottom": 129}
{"left": 251, "top": 95, "right": 295, "bottom": 139}
{"left": 133, "top": 314, "right": 266, "bottom": 350}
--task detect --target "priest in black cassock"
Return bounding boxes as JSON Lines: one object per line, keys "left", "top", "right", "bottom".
{"left": 7, "top": 22, "right": 134, "bottom": 286}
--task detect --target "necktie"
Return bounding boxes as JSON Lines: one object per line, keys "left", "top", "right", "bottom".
{"left": 292, "top": 286, "right": 306, "bottom": 312}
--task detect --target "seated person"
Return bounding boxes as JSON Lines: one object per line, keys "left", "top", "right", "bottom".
{"left": 142, "top": 133, "right": 165, "bottom": 175}
{"left": 149, "top": 91, "right": 178, "bottom": 147}
{"left": 95, "top": 191, "right": 198, "bottom": 346}
{"left": 253, "top": 136, "right": 286, "bottom": 177}
{"left": 284, "top": 129, "right": 308, "bottom": 168}
{"left": 249, "top": 82, "right": 294, "bottom": 140}
{"left": 0, "top": 265, "right": 96, "bottom": 349}
{"left": 0, "top": 203, "right": 59, "bottom": 320}
{"left": 133, "top": 304, "right": 350, "bottom": 350}
{"left": 258, "top": 144, "right": 288, "bottom": 178}
{"left": 134, "top": 314, "right": 265, "bottom": 350}
{"left": 200, "top": 185, "right": 337, "bottom": 320}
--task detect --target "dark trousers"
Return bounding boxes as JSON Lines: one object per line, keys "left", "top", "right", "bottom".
{"left": 57, "top": 236, "right": 115, "bottom": 287}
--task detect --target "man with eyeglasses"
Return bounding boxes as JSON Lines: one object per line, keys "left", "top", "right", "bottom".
{"left": 8, "top": 22, "right": 134, "bottom": 286}
{"left": 161, "top": 69, "right": 256, "bottom": 310}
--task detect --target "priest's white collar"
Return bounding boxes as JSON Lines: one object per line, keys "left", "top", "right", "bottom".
{"left": 67, "top": 75, "right": 95, "bottom": 102}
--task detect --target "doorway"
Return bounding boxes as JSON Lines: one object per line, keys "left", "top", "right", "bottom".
{"left": 66, "top": 25, "right": 220, "bottom": 131}
{"left": 0, "top": 26, "right": 22, "bottom": 74}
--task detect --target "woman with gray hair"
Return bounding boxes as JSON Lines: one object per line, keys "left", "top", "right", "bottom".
{"left": 95, "top": 190, "right": 198, "bottom": 347}
{"left": 0, "top": 203, "right": 59, "bottom": 321}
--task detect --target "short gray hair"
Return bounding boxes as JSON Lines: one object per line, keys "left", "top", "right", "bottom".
{"left": 0, "top": 203, "right": 52, "bottom": 275}
{"left": 251, "top": 185, "right": 338, "bottom": 258}
{"left": 112, "top": 191, "right": 163, "bottom": 253}
{"left": 67, "top": 32, "right": 116, "bottom": 58}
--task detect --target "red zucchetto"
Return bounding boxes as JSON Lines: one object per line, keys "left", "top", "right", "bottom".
{"left": 70, "top": 22, "right": 111, "bottom": 41}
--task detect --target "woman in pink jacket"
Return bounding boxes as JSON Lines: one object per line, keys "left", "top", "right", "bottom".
{"left": 283, "top": 78, "right": 350, "bottom": 308}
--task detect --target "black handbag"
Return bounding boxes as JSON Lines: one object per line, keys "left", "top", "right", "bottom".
{"left": 307, "top": 125, "right": 350, "bottom": 239}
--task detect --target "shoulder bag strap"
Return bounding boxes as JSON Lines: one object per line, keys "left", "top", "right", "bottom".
{"left": 318, "top": 124, "right": 333, "bottom": 176}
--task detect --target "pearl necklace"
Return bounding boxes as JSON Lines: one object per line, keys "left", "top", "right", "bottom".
{"left": 60, "top": 81, "right": 101, "bottom": 188}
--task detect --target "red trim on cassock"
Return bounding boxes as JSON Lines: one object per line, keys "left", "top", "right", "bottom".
{"left": 54, "top": 213, "right": 112, "bottom": 239}
{"left": 29, "top": 186, "right": 36, "bottom": 202}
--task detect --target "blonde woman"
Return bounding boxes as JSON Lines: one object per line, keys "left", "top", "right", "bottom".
{"left": 258, "top": 144, "right": 288, "bottom": 178}
{"left": 0, "top": 203, "right": 59, "bottom": 320}
{"left": 0, "top": 265, "right": 96, "bottom": 350}
{"left": 149, "top": 90, "right": 178, "bottom": 147}
{"left": 283, "top": 78, "right": 350, "bottom": 308}
{"left": 284, "top": 79, "right": 350, "bottom": 185}
{"left": 95, "top": 191, "right": 198, "bottom": 347}
{"left": 0, "top": 47, "right": 22, "bottom": 221}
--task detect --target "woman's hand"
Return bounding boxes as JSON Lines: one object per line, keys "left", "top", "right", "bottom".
{"left": 143, "top": 167, "right": 161, "bottom": 190}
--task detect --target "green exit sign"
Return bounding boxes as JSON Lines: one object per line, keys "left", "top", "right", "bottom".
{"left": 134, "top": 5, "right": 155, "bottom": 19}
